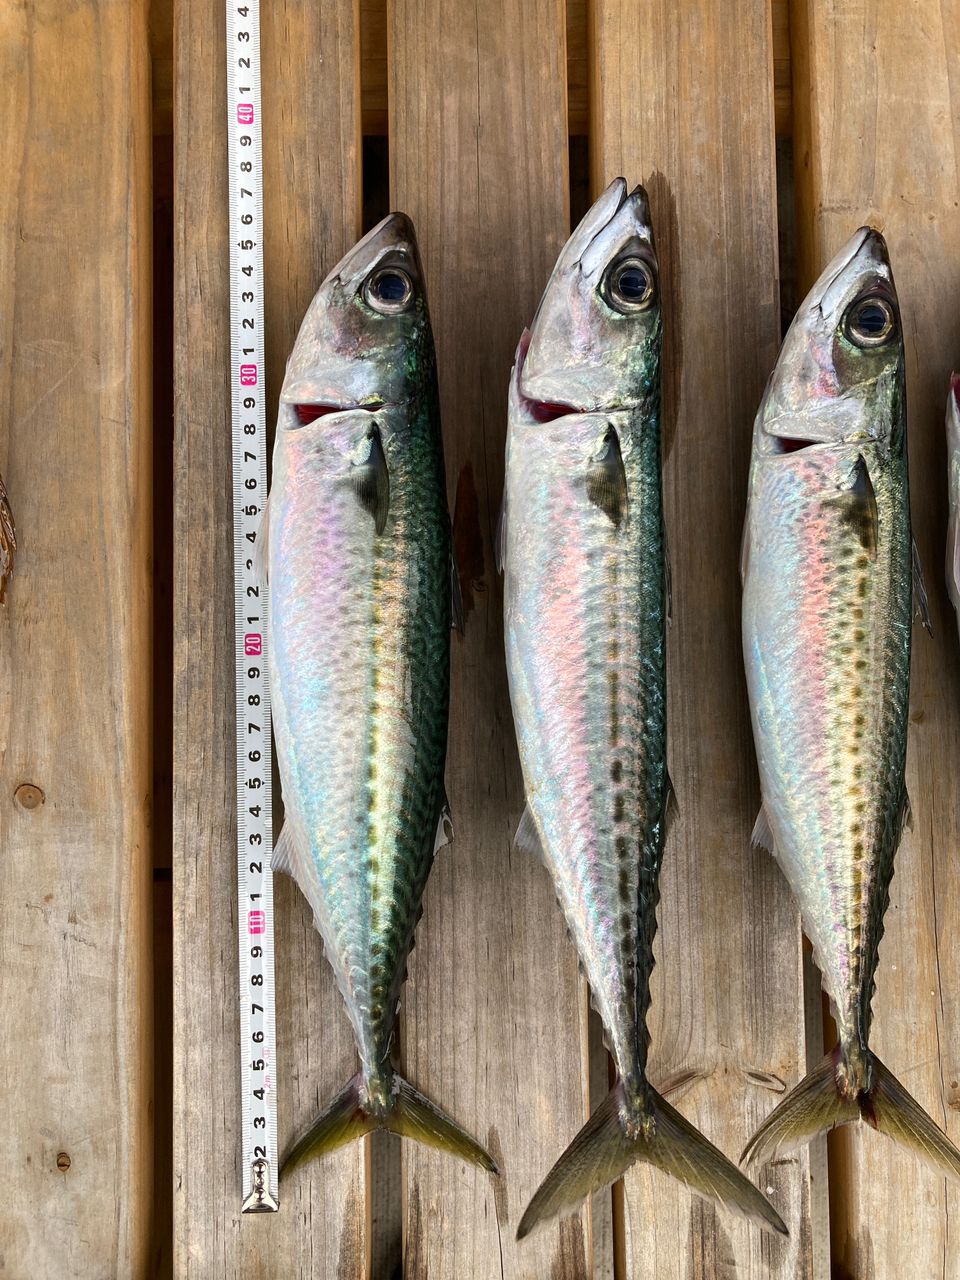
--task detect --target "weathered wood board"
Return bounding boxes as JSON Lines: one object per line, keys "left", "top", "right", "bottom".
{"left": 173, "top": 0, "right": 369, "bottom": 1274}
{"left": 590, "top": 1, "right": 827, "bottom": 1276}
{"left": 792, "top": 2, "right": 960, "bottom": 1276}
{"left": 387, "top": 0, "right": 597, "bottom": 1276}
{"left": 0, "top": 0, "right": 154, "bottom": 1275}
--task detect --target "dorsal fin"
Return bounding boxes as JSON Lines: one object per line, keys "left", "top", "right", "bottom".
{"left": 450, "top": 554, "right": 465, "bottom": 632}
{"left": 912, "top": 538, "right": 932, "bottom": 635}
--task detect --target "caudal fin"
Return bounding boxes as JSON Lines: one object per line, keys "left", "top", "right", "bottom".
{"left": 742, "top": 1048, "right": 960, "bottom": 1183}
{"left": 280, "top": 1069, "right": 497, "bottom": 1179}
{"left": 516, "top": 1081, "right": 787, "bottom": 1240}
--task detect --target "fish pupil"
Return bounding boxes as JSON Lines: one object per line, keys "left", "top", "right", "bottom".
{"left": 857, "top": 303, "right": 887, "bottom": 334}
{"left": 617, "top": 266, "right": 648, "bottom": 301}
{"left": 374, "top": 271, "right": 408, "bottom": 302}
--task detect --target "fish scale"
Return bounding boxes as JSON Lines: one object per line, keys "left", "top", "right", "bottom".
{"left": 746, "top": 440, "right": 910, "bottom": 1045}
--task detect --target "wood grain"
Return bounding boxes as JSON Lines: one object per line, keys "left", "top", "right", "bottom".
{"left": 792, "top": 3, "right": 960, "bottom": 1276}
{"left": 173, "top": 0, "right": 369, "bottom": 1274}
{"left": 0, "top": 0, "right": 153, "bottom": 1274}
{"left": 590, "top": 1, "right": 826, "bottom": 1274}
{"left": 387, "top": 0, "right": 598, "bottom": 1276}
{"left": 361, "top": 0, "right": 589, "bottom": 135}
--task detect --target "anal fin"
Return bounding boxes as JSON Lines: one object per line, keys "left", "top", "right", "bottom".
{"left": 514, "top": 804, "right": 544, "bottom": 859}
{"left": 271, "top": 821, "right": 297, "bottom": 877}
{"left": 751, "top": 804, "right": 776, "bottom": 856}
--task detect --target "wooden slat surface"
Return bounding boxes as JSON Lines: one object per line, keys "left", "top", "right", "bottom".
{"left": 792, "top": 3, "right": 960, "bottom": 1276}
{"left": 173, "top": 0, "right": 368, "bottom": 1274}
{"left": 591, "top": 2, "right": 826, "bottom": 1275}
{"left": 387, "top": 1, "right": 597, "bottom": 1276}
{"left": 362, "top": 0, "right": 589, "bottom": 137}
{"left": 0, "top": 0, "right": 153, "bottom": 1274}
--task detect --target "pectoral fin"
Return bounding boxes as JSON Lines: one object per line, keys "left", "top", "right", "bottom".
{"left": 352, "top": 424, "right": 390, "bottom": 535}
{"left": 586, "top": 426, "right": 628, "bottom": 529}
{"left": 828, "top": 453, "right": 877, "bottom": 558}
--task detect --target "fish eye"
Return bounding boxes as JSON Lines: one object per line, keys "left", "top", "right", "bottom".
{"left": 604, "top": 256, "right": 656, "bottom": 313}
{"left": 364, "top": 266, "right": 414, "bottom": 314}
{"left": 845, "top": 295, "right": 896, "bottom": 348}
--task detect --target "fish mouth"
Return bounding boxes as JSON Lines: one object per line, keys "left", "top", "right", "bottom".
{"left": 765, "top": 428, "right": 872, "bottom": 456}
{"left": 523, "top": 397, "right": 585, "bottom": 423}
{"left": 770, "top": 434, "right": 817, "bottom": 454}
{"left": 291, "top": 400, "right": 389, "bottom": 425}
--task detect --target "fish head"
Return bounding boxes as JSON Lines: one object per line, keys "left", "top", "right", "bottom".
{"left": 515, "top": 177, "right": 661, "bottom": 417}
{"left": 757, "top": 227, "right": 904, "bottom": 454}
{"left": 279, "top": 212, "right": 433, "bottom": 427}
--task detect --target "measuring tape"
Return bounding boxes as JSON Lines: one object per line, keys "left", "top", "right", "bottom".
{"left": 226, "top": 0, "right": 279, "bottom": 1214}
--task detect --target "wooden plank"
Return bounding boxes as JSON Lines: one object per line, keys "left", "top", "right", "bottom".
{"left": 387, "top": 2, "right": 597, "bottom": 1276}
{"left": 0, "top": 0, "right": 153, "bottom": 1275}
{"left": 772, "top": 0, "right": 791, "bottom": 138}
{"left": 173, "top": 0, "right": 368, "bottom": 1274}
{"left": 591, "top": 2, "right": 825, "bottom": 1275}
{"left": 361, "top": 0, "right": 588, "bottom": 136}
{"left": 792, "top": 3, "right": 960, "bottom": 1275}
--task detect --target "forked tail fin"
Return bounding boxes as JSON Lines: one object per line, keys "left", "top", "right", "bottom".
{"left": 281, "top": 1069, "right": 498, "bottom": 1179}
{"left": 516, "top": 1080, "right": 787, "bottom": 1240}
{"left": 742, "top": 1048, "right": 960, "bottom": 1182}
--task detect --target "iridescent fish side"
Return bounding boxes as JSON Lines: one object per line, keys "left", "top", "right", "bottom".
{"left": 741, "top": 228, "right": 960, "bottom": 1184}
{"left": 946, "top": 374, "right": 960, "bottom": 640}
{"left": 503, "top": 179, "right": 786, "bottom": 1240}
{"left": 266, "top": 214, "right": 494, "bottom": 1178}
